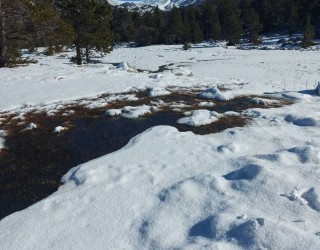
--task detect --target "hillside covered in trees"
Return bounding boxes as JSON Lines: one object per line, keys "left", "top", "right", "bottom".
{"left": 0, "top": 0, "right": 319, "bottom": 67}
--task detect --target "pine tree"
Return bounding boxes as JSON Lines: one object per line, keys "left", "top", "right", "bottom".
{"left": 201, "top": 2, "right": 221, "bottom": 41}
{"left": 132, "top": 11, "right": 143, "bottom": 30}
{"left": 187, "top": 7, "right": 203, "bottom": 43}
{"left": 301, "top": 15, "right": 314, "bottom": 48}
{"left": 153, "top": 7, "right": 165, "bottom": 44}
{"left": 55, "top": 0, "right": 112, "bottom": 65}
{"left": 241, "top": 0, "right": 252, "bottom": 30}
{"left": 287, "top": 1, "right": 299, "bottom": 35}
{"left": 248, "top": 8, "right": 262, "bottom": 45}
{"left": 26, "top": 0, "right": 74, "bottom": 51}
{"left": 255, "top": 0, "right": 272, "bottom": 32}
{"left": 143, "top": 11, "right": 154, "bottom": 28}
{"left": 134, "top": 26, "right": 156, "bottom": 47}
{"left": 220, "top": 1, "right": 243, "bottom": 46}
{"left": 165, "top": 6, "right": 184, "bottom": 44}
{"left": 112, "top": 8, "right": 135, "bottom": 43}
{"left": 0, "top": 0, "right": 29, "bottom": 67}
{"left": 181, "top": 8, "right": 190, "bottom": 42}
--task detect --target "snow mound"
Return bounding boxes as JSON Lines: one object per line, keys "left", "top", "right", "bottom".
{"left": 250, "top": 98, "right": 268, "bottom": 105}
{"left": 177, "top": 110, "right": 221, "bottom": 127}
{"left": 26, "top": 123, "right": 37, "bottom": 130}
{"left": 1, "top": 125, "right": 320, "bottom": 249}
{"left": 147, "top": 87, "right": 171, "bottom": 97}
{"left": 198, "top": 101, "right": 215, "bottom": 107}
{"left": 198, "top": 86, "right": 229, "bottom": 101}
{"left": 117, "top": 62, "right": 136, "bottom": 72}
{"left": 171, "top": 66, "right": 192, "bottom": 76}
{"left": 250, "top": 97, "right": 279, "bottom": 106}
{"left": 105, "top": 109, "right": 122, "bottom": 116}
{"left": 106, "top": 105, "right": 158, "bottom": 119}
{"left": 122, "top": 105, "right": 157, "bottom": 118}
{"left": 53, "top": 126, "right": 66, "bottom": 133}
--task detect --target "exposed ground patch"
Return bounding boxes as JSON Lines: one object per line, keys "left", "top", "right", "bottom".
{"left": 0, "top": 88, "right": 293, "bottom": 219}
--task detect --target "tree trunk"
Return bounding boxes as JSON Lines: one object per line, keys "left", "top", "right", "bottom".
{"left": 75, "top": 41, "right": 82, "bottom": 65}
{"left": 85, "top": 45, "right": 89, "bottom": 64}
{"left": 0, "top": 0, "right": 8, "bottom": 67}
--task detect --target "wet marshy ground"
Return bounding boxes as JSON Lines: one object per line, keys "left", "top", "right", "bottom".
{"left": 0, "top": 90, "right": 292, "bottom": 219}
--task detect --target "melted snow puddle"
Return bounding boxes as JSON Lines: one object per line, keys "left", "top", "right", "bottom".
{"left": 0, "top": 90, "right": 292, "bottom": 219}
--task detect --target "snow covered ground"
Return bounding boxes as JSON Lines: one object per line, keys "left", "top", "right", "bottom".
{"left": 0, "top": 43, "right": 320, "bottom": 249}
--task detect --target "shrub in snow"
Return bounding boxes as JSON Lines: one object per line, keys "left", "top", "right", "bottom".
{"left": 183, "top": 43, "right": 191, "bottom": 50}
{"left": 317, "top": 83, "right": 320, "bottom": 96}
{"left": 45, "top": 46, "right": 55, "bottom": 56}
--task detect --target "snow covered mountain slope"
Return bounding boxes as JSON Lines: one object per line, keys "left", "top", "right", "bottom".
{"left": 106, "top": 0, "right": 201, "bottom": 10}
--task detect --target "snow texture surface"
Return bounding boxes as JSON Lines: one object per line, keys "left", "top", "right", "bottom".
{"left": 1, "top": 43, "right": 320, "bottom": 249}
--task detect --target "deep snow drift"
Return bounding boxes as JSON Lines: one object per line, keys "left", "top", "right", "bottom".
{"left": 0, "top": 43, "right": 320, "bottom": 249}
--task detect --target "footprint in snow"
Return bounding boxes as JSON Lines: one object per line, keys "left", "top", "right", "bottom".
{"left": 301, "top": 188, "right": 320, "bottom": 212}
{"left": 281, "top": 187, "right": 320, "bottom": 212}
{"left": 287, "top": 146, "right": 320, "bottom": 164}
{"left": 226, "top": 218, "right": 265, "bottom": 247}
{"left": 55, "top": 76, "right": 65, "bottom": 81}
{"left": 217, "top": 143, "right": 239, "bottom": 154}
{"left": 189, "top": 215, "right": 219, "bottom": 239}
{"left": 285, "top": 114, "right": 318, "bottom": 127}
{"left": 189, "top": 215, "right": 265, "bottom": 248}
{"left": 223, "top": 164, "right": 263, "bottom": 181}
